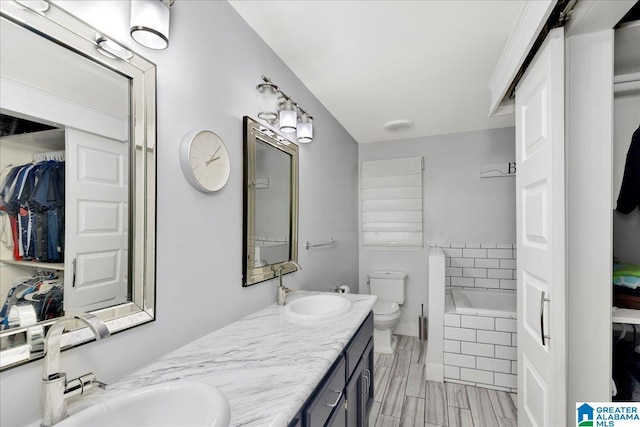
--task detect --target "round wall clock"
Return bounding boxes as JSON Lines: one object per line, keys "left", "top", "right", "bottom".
{"left": 180, "top": 130, "right": 231, "bottom": 192}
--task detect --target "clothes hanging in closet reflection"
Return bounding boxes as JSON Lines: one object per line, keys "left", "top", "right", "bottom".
{"left": 0, "top": 160, "right": 65, "bottom": 262}
{"left": 0, "top": 272, "right": 64, "bottom": 330}
{"left": 617, "top": 124, "right": 640, "bottom": 214}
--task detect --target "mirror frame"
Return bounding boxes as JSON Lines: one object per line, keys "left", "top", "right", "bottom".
{"left": 242, "top": 116, "right": 299, "bottom": 286}
{"left": 0, "top": 1, "right": 156, "bottom": 370}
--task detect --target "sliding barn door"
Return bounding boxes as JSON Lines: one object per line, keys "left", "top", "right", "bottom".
{"left": 515, "top": 27, "right": 566, "bottom": 426}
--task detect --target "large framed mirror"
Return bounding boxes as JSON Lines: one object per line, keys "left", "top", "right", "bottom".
{"left": 0, "top": 1, "right": 156, "bottom": 370}
{"left": 243, "top": 117, "right": 298, "bottom": 286}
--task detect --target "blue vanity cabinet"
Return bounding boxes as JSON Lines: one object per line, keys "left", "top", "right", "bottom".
{"left": 345, "top": 353, "right": 365, "bottom": 426}
{"left": 305, "top": 356, "right": 347, "bottom": 427}
{"left": 290, "top": 312, "right": 374, "bottom": 427}
{"left": 360, "top": 339, "right": 374, "bottom": 424}
{"left": 344, "top": 312, "right": 374, "bottom": 427}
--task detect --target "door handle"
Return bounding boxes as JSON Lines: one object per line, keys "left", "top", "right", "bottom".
{"left": 540, "top": 291, "right": 551, "bottom": 346}
{"left": 72, "top": 258, "right": 77, "bottom": 287}
{"left": 325, "top": 390, "right": 342, "bottom": 408}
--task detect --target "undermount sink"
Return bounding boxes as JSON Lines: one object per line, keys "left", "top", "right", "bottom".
{"left": 284, "top": 294, "right": 352, "bottom": 321}
{"left": 56, "top": 381, "right": 230, "bottom": 427}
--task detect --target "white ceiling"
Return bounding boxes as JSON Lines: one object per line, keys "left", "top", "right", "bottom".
{"left": 228, "top": 0, "right": 524, "bottom": 144}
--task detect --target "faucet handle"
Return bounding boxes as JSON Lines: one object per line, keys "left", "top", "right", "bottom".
{"left": 67, "top": 373, "right": 108, "bottom": 396}
{"left": 92, "top": 379, "right": 108, "bottom": 390}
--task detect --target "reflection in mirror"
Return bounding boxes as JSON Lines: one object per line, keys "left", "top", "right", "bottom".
{"left": 0, "top": 1, "right": 156, "bottom": 370}
{"left": 243, "top": 117, "right": 298, "bottom": 286}
{"left": 254, "top": 139, "right": 291, "bottom": 265}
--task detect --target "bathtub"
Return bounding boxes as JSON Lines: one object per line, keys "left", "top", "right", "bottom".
{"left": 444, "top": 287, "right": 518, "bottom": 391}
{"left": 450, "top": 288, "right": 516, "bottom": 319}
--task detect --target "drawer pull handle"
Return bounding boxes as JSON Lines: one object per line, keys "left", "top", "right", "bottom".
{"left": 362, "top": 369, "right": 371, "bottom": 394}
{"left": 325, "top": 390, "right": 342, "bottom": 408}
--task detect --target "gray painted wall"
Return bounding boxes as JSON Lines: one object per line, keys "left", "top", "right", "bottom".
{"left": 0, "top": 2, "right": 358, "bottom": 425}
{"left": 358, "top": 127, "right": 516, "bottom": 335}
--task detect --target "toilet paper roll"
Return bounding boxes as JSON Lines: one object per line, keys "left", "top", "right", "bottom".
{"left": 338, "top": 285, "right": 351, "bottom": 294}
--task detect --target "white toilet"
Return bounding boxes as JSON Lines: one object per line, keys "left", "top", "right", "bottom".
{"left": 368, "top": 270, "right": 407, "bottom": 354}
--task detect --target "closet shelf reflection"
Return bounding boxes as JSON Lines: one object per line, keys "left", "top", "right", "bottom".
{"left": 1, "top": 259, "right": 64, "bottom": 271}
{"left": 613, "top": 307, "right": 640, "bottom": 325}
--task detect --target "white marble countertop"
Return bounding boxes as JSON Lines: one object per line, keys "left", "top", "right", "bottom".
{"left": 70, "top": 291, "right": 377, "bottom": 427}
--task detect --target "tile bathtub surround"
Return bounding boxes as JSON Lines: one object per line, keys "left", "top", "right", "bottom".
{"left": 436, "top": 243, "right": 517, "bottom": 291}
{"left": 64, "top": 292, "right": 377, "bottom": 427}
{"left": 443, "top": 313, "right": 517, "bottom": 393}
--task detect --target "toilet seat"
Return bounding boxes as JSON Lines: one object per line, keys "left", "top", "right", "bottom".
{"left": 373, "top": 301, "right": 400, "bottom": 318}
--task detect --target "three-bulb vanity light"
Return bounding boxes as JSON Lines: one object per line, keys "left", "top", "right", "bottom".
{"left": 256, "top": 76, "right": 314, "bottom": 144}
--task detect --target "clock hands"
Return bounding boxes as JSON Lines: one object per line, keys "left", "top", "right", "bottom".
{"left": 205, "top": 156, "right": 221, "bottom": 166}
{"left": 205, "top": 146, "right": 222, "bottom": 166}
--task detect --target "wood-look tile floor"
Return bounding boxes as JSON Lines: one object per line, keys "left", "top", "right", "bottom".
{"left": 370, "top": 335, "right": 518, "bottom": 427}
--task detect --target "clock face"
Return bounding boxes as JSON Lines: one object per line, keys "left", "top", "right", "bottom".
{"left": 180, "top": 130, "right": 230, "bottom": 192}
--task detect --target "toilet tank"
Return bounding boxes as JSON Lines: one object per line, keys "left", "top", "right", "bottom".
{"left": 368, "top": 271, "right": 407, "bottom": 304}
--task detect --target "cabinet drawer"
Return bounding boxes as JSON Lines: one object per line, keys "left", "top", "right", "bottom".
{"left": 345, "top": 312, "right": 373, "bottom": 379}
{"left": 305, "top": 356, "right": 346, "bottom": 427}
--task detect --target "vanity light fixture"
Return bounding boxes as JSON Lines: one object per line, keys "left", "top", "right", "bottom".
{"left": 255, "top": 75, "right": 314, "bottom": 143}
{"left": 130, "top": 0, "right": 173, "bottom": 50}
{"left": 96, "top": 36, "right": 133, "bottom": 61}
{"left": 297, "top": 114, "right": 313, "bottom": 143}
{"left": 256, "top": 81, "right": 279, "bottom": 121}
{"left": 279, "top": 100, "right": 297, "bottom": 133}
{"left": 11, "top": 0, "right": 49, "bottom": 13}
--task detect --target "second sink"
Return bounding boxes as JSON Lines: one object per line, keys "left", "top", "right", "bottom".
{"left": 284, "top": 294, "right": 352, "bottom": 321}
{"left": 55, "top": 381, "right": 230, "bottom": 427}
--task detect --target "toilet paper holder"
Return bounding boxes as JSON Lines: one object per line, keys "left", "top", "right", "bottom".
{"left": 333, "top": 285, "right": 351, "bottom": 294}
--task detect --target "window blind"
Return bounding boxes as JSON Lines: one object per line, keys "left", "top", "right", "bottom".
{"left": 361, "top": 157, "right": 423, "bottom": 249}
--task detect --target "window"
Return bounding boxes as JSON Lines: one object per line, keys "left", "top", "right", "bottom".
{"left": 360, "top": 157, "right": 423, "bottom": 249}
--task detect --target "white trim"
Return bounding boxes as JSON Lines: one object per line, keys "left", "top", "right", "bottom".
{"left": 488, "top": 0, "right": 556, "bottom": 117}
{"left": 1, "top": 76, "right": 128, "bottom": 142}
{"left": 565, "top": 0, "right": 638, "bottom": 36}
{"left": 565, "top": 29, "right": 615, "bottom": 415}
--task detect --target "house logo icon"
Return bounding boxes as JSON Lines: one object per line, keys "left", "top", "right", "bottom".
{"left": 577, "top": 403, "right": 594, "bottom": 426}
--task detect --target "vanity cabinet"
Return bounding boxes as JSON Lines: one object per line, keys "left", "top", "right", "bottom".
{"left": 292, "top": 312, "right": 374, "bottom": 427}
{"left": 306, "top": 356, "right": 346, "bottom": 427}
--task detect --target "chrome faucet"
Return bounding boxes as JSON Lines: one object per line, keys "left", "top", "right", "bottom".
{"left": 274, "top": 260, "right": 301, "bottom": 305}
{"left": 41, "top": 313, "right": 110, "bottom": 427}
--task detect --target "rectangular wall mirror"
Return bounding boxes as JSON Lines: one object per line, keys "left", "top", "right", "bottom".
{"left": 0, "top": 2, "right": 156, "bottom": 370}
{"left": 243, "top": 117, "right": 298, "bottom": 286}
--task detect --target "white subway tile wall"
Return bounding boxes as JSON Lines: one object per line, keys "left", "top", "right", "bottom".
{"left": 442, "top": 312, "right": 518, "bottom": 393}
{"left": 436, "top": 243, "right": 517, "bottom": 291}
{"left": 435, "top": 243, "right": 518, "bottom": 393}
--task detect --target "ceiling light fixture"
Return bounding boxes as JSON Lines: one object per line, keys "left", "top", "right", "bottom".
{"left": 255, "top": 75, "right": 314, "bottom": 143}
{"left": 130, "top": 0, "right": 173, "bottom": 50}
{"left": 384, "top": 119, "right": 414, "bottom": 132}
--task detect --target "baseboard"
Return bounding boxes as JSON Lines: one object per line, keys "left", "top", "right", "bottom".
{"left": 395, "top": 322, "right": 418, "bottom": 337}
{"left": 426, "top": 362, "right": 444, "bottom": 382}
